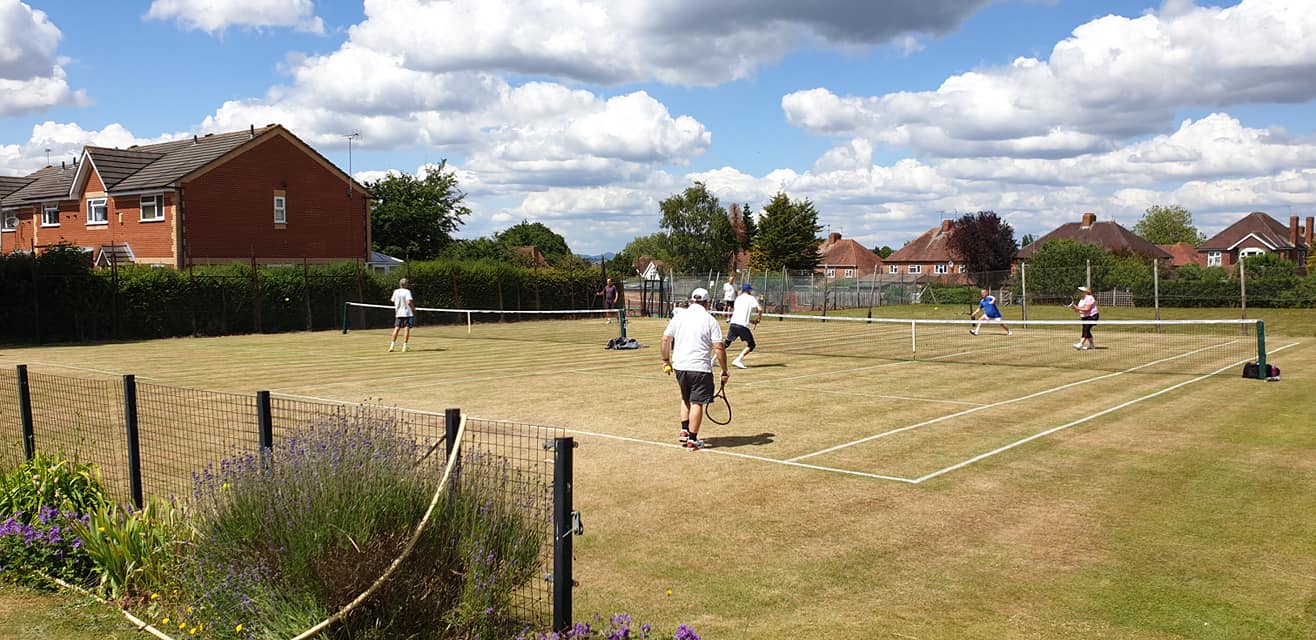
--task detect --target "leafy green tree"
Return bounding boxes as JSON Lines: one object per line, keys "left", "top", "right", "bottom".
{"left": 946, "top": 211, "right": 1017, "bottom": 287}
{"left": 611, "top": 232, "right": 674, "bottom": 276}
{"left": 749, "top": 192, "right": 823, "bottom": 271}
{"left": 440, "top": 237, "right": 504, "bottom": 262}
{"left": 659, "top": 182, "right": 736, "bottom": 273}
{"left": 873, "top": 245, "right": 894, "bottom": 259}
{"left": 1133, "top": 204, "right": 1204, "bottom": 246}
{"left": 1019, "top": 233, "right": 1036, "bottom": 247}
{"left": 1105, "top": 252, "right": 1153, "bottom": 289}
{"left": 495, "top": 220, "right": 573, "bottom": 264}
{"left": 1022, "top": 239, "right": 1109, "bottom": 298}
{"left": 368, "top": 161, "right": 471, "bottom": 260}
{"left": 1240, "top": 252, "right": 1297, "bottom": 281}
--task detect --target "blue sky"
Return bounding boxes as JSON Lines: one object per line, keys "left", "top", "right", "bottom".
{"left": 4, "top": 0, "right": 1316, "bottom": 256}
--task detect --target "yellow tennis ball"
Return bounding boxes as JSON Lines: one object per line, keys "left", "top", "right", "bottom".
{"left": 934, "top": 306, "right": 939, "bottom": 311}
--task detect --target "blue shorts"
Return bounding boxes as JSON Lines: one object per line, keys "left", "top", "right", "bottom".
{"left": 394, "top": 316, "right": 415, "bottom": 328}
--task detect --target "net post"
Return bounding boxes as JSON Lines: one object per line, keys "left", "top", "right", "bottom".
{"left": 910, "top": 320, "right": 917, "bottom": 353}
{"left": 618, "top": 308, "right": 627, "bottom": 339}
{"left": 341, "top": 302, "right": 349, "bottom": 334}
{"left": 123, "top": 374, "right": 144, "bottom": 510}
{"left": 552, "top": 436, "right": 577, "bottom": 634}
{"left": 467, "top": 311, "right": 472, "bottom": 335}
{"left": 1255, "top": 320, "right": 1267, "bottom": 378}
{"left": 17, "top": 365, "right": 35, "bottom": 461}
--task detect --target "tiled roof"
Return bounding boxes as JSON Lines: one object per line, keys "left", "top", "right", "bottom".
{"left": 0, "top": 175, "right": 33, "bottom": 200}
{"left": 1017, "top": 216, "right": 1171, "bottom": 260}
{"left": 1199, "top": 211, "right": 1300, "bottom": 251}
{"left": 83, "top": 147, "right": 165, "bottom": 190}
{"left": 818, "top": 237, "right": 882, "bottom": 272}
{"left": 1157, "top": 242, "right": 1202, "bottom": 267}
{"left": 112, "top": 126, "right": 277, "bottom": 192}
{"left": 886, "top": 222, "right": 956, "bottom": 263}
{"left": 0, "top": 164, "right": 79, "bottom": 207}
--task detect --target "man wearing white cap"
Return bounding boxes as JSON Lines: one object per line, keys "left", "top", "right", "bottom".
{"left": 660, "top": 287, "right": 729, "bottom": 450}
{"left": 1069, "top": 285, "right": 1099, "bottom": 350}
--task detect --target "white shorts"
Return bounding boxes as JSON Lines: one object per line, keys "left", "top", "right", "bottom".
{"left": 979, "top": 315, "right": 1003, "bottom": 322}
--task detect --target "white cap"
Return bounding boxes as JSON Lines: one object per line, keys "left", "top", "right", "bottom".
{"left": 1077, "top": 285, "right": 1091, "bottom": 293}
{"left": 690, "top": 287, "right": 710, "bottom": 301}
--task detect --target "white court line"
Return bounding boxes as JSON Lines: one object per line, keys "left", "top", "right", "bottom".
{"left": 549, "top": 426, "right": 919, "bottom": 483}
{"left": 2, "top": 360, "right": 162, "bottom": 380}
{"left": 787, "top": 340, "right": 1243, "bottom": 463}
{"left": 910, "top": 342, "right": 1300, "bottom": 483}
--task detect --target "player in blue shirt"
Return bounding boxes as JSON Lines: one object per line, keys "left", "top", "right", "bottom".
{"left": 969, "top": 288, "right": 1012, "bottom": 336}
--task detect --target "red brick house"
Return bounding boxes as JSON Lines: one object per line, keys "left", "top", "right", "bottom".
{"left": 817, "top": 232, "right": 883, "bottom": 279}
{"left": 1196, "top": 212, "right": 1310, "bottom": 274}
{"left": 883, "top": 219, "right": 966, "bottom": 280}
{"left": 1017, "top": 212, "right": 1171, "bottom": 263}
{"left": 1, "top": 125, "right": 370, "bottom": 267}
{"left": 1157, "top": 242, "right": 1203, "bottom": 269}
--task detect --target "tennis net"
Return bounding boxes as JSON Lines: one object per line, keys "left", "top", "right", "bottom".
{"left": 342, "top": 302, "right": 625, "bottom": 346}
{"left": 744, "top": 313, "right": 1263, "bottom": 376}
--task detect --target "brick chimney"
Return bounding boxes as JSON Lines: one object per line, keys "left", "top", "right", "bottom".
{"left": 827, "top": 231, "right": 841, "bottom": 244}
{"left": 1306, "top": 216, "right": 1313, "bottom": 245}
{"left": 1080, "top": 212, "right": 1097, "bottom": 228}
{"left": 940, "top": 219, "right": 953, "bottom": 233}
{"left": 1290, "top": 215, "right": 1300, "bottom": 247}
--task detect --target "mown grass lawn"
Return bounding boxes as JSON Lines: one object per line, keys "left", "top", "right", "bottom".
{"left": 0, "top": 584, "right": 136, "bottom": 639}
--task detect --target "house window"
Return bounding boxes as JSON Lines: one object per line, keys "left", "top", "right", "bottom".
{"left": 934, "top": 263, "right": 949, "bottom": 275}
{"left": 844, "top": 268, "right": 855, "bottom": 278}
{"left": 87, "top": 197, "right": 108, "bottom": 225}
{"left": 825, "top": 268, "right": 835, "bottom": 277}
{"left": 957, "top": 265, "right": 966, "bottom": 273}
{"left": 1206, "top": 251, "right": 1222, "bottom": 267}
{"left": 888, "top": 265, "right": 899, "bottom": 274}
{"left": 42, "top": 204, "right": 59, "bottom": 226}
{"left": 140, "top": 195, "right": 164, "bottom": 222}
{"left": 1238, "top": 248, "right": 1265, "bottom": 260}
{"left": 1, "top": 212, "right": 15, "bottom": 232}
{"left": 908, "top": 265, "right": 922, "bottom": 275}
{"left": 273, "top": 196, "right": 287, "bottom": 224}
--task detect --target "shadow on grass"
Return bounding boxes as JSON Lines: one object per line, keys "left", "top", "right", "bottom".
{"left": 704, "top": 432, "right": 775, "bottom": 448}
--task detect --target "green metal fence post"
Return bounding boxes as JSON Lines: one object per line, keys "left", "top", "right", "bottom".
{"left": 1255, "top": 321, "right": 1267, "bottom": 379}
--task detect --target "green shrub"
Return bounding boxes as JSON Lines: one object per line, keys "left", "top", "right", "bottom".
{"left": 72, "top": 499, "right": 192, "bottom": 600}
{"left": 0, "top": 452, "right": 109, "bottom": 587}
{"left": 0, "top": 451, "right": 109, "bottom": 520}
{"left": 177, "top": 411, "right": 546, "bottom": 639}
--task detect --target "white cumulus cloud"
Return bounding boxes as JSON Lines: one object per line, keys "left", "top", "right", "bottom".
{"left": 0, "top": 1, "right": 87, "bottom": 116}
{"left": 145, "top": 0, "right": 325, "bottom": 35}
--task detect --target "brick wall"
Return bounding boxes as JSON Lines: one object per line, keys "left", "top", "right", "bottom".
{"left": 182, "top": 133, "right": 368, "bottom": 264}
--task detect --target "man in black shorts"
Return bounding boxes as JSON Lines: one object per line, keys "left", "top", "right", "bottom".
{"left": 598, "top": 277, "right": 620, "bottom": 324}
{"left": 660, "top": 287, "right": 729, "bottom": 450}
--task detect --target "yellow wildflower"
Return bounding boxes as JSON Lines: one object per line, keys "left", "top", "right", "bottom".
{"left": 162, "top": 618, "right": 170, "bottom": 625}
{"left": 150, "top": 593, "right": 160, "bottom": 600}
{"left": 236, "top": 623, "right": 244, "bottom": 632}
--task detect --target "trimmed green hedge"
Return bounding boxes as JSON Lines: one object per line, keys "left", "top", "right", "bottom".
{"left": 0, "top": 248, "right": 609, "bottom": 344}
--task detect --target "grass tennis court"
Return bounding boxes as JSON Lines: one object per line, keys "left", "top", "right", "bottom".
{"left": 2, "top": 306, "right": 1314, "bottom": 639}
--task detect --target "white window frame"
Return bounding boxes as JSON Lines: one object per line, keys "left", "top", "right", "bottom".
{"left": 273, "top": 195, "right": 287, "bottom": 224}
{"left": 1238, "top": 247, "right": 1265, "bottom": 259}
{"left": 957, "top": 265, "right": 966, "bottom": 273}
{"left": 844, "top": 268, "right": 855, "bottom": 278}
{"left": 1, "top": 211, "right": 16, "bottom": 232}
{"left": 139, "top": 195, "right": 164, "bottom": 222}
{"left": 934, "top": 263, "right": 949, "bottom": 275}
{"left": 888, "top": 264, "right": 899, "bottom": 274}
{"left": 86, "top": 197, "right": 108, "bottom": 225}
{"left": 1206, "top": 251, "right": 1222, "bottom": 267}
{"left": 42, "top": 204, "right": 59, "bottom": 227}
{"left": 825, "top": 268, "right": 835, "bottom": 278}
{"left": 908, "top": 264, "right": 922, "bottom": 275}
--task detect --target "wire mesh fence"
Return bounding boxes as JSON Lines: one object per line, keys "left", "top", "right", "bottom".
{"left": 0, "top": 365, "right": 567, "bottom": 629}
{"left": 641, "top": 260, "right": 1315, "bottom": 319}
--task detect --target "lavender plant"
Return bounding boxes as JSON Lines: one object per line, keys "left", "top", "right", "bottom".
{"left": 181, "top": 409, "right": 546, "bottom": 639}
{"left": 515, "top": 613, "right": 702, "bottom": 640}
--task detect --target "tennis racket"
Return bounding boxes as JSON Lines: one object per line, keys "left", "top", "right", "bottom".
{"left": 705, "top": 379, "right": 732, "bottom": 425}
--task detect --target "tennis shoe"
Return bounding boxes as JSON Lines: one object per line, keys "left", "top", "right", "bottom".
{"left": 1073, "top": 342, "right": 1084, "bottom": 349}
{"left": 1006, "top": 330, "right": 1013, "bottom": 336}
{"left": 969, "top": 329, "right": 978, "bottom": 336}
{"left": 732, "top": 359, "right": 746, "bottom": 369}
{"left": 388, "top": 346, "right": 395, "bottom": 352}
{"left": 402, "top": 344, "right": 409, "bottom": 352}
{"left": 680, "top": 429, "right": 690, "bottom": 444}
{"left": 685, "top": 439, "right": 707, "bottom": 450}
